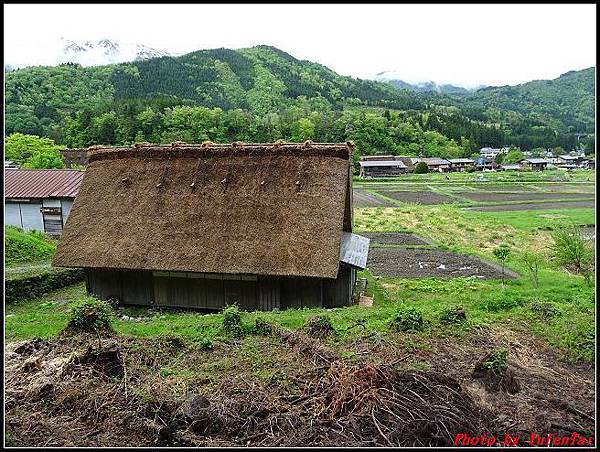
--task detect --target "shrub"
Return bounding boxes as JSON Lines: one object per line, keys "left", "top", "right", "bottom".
{"left": 549, "top": 224, "right": 594, "bottom": 283}
{"left": 222, "top": 304, "right": 244, "bottom": 337}
{"left": 413, "top": 161, "right": 429, "bottom": 174}
{"left": 389, "top": 306, "right": 424, "bottom": 332}
{"left": 198, "top": 338, "right": 214, "bottom": 351}
{"left": 520, "top": 252, "right": 543, "bottom": 288}
{"left": 529, "top": 300, "right": 561, "bottom": 319}
{"left": 305, "top": 314, "right": 335, "bottom": 338}
{"left": 440, "top": 306, "right": 466, "bottom": 324}
{"left": 253, "top": 316, "right": 273, "bottom": 335}
{"left": 481, "top": 348, "right": 508, "bottom": 375}
{"left": 493, "top": 245, "right": 511, "bottom": 286}
{"left": 67, "top": 297, "right": 114, "bottom": 333}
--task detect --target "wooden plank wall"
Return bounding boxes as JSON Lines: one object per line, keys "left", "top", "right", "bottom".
{"left": 86, "top": 269, "right": 354, "bottom": 311}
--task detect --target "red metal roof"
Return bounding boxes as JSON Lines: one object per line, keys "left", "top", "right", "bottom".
{"left": 4, "top": 169, "right": 85, "bottom": 199}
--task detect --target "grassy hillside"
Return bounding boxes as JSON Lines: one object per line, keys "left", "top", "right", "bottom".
{"left": 5, "top": 226, "right": 57, "bottom": 265}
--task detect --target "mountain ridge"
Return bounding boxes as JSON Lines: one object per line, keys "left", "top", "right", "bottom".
{"left": 4, "top": 45, "right": 595, "bottom": 154}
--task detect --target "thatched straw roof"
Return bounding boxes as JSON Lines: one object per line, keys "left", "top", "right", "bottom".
{"left": 53, "top": 142, "right": 354, "bottom": 279}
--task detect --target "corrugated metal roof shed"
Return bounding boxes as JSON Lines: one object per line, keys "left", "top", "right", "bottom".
{"left": 521, "top": 158, "right": 548, "bottom": 164}
{"left": 359, "top": 160, "right": 407, "bottom": 168}
{"left": 412, "top": 158, "right": 451, "bottom": 166}
{"left": 5, "top": 169, "right": 85, "bottom": 199}
{"left": 339, "top": 232, "right": 370, "bottom": 269}
{"left": 448, "top": 158, "right": 474, "bottom": 164}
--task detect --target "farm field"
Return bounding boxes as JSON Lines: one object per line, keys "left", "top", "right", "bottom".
{"left": 4, "top": 170, "right": 596, "bottom": 447}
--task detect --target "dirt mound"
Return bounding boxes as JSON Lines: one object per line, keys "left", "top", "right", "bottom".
{"left": 5, "top": 334, "right": 495, "bottom": 447}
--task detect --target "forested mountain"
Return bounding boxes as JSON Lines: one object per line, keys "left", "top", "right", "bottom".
{"left": 375, "top": 75, "right": 477, "bottom": 96}
{"left": 4, "top": 45, "right": 595, "bottom": 157}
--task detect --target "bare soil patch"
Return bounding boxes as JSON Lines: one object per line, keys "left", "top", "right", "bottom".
{"left": 353, "top": 189, "right": 395, "bottom": 207}
{"left": 406, "top": 327, "right": 595, "bottom": 442}
{"left": 468, "top": 200, "right": 595, "bottom": 212}
{"left": 460, "top": 192, "right": 593, "bottom": 202}
{"left": 362, "top": 232, "right": 431, "bottom": 246}
{"left": 377, "top": 190, "right": 457, "bottom": 205}
{"left": 5, "top": 333, "right": 493, "bottom": 447}
{"left": 367, "top": 248, "right": 517, "bottom": 279}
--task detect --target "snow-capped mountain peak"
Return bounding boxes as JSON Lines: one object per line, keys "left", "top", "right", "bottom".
{"left": 6, "top": 38, "right": 175, "bottom": 69}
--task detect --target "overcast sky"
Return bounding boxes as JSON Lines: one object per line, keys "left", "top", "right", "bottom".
{"left": 4, "top": 4, "right": 596, "bottom": 87}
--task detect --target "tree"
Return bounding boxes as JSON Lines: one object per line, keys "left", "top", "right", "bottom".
{"left": 5, "top": 133, "right": 65, "bottom": 168}
{"left": 413, "top": 161, "right": 429, "bottom": 174}
{"left": 520, "top": 252, "right": 543, "bottom": 289}
{"left": 504, "top": 148, "right": 525, "bottom": 164}
{"left": 493, "top": 245, "right": 511, "bottom": 287}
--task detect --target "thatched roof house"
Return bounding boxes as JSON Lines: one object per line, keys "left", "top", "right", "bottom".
{"left": 53, "top": 142, "right": 369, "bottom": 310}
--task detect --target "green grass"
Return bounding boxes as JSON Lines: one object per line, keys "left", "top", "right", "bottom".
{"left": 4, "top": 173, "right": 595, "bottom": 363}
{"left": 464, "top": 208, "right": 595, "bottom": 232}
{"left": 5, "top": 226, "right": 57, "bottom": 266}
{"left": 354, "top": 168, "right": 595, "bottom": 185}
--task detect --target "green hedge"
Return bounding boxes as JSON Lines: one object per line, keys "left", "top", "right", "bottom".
{"left": 5, "top": 268, "right": 85, "bottom": 304}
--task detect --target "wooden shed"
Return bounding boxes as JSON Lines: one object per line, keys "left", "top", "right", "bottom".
{"left": 53, "top": 142, "right": 370, "bottom": 311}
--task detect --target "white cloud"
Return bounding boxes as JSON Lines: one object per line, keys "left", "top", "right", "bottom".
{"left": 3, "top": 4, "right": 596, "bottom": 87}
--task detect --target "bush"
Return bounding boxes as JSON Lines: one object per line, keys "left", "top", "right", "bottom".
{"left": 413, "top": 161, "right": 429, "bottom": 174}
{"left": 5, "top": 226, "right": 56, "bottom": 265}
{"left": 389, "top": 306, "right": 424, "bottom": 332}
{"left": 198, "top": 338, "right": 214, "bottom": 351}
{"left": 440, "top": 306, "right": 466, "bottom": 324}
{"left": 550, "top": 224, "right": 594, "bottom": 282}
{"left": 67, "top": 297, "right": 114, "bottom": 333}
{"left": 481, "top": 348, "right": 508, "bottom": 375}
{"left": 529, "top": 300, "right": 561, "bottom": 319}
{"left": 305, "top": 314, "right": 335, "bottom": 338}
{"left": 520, "top": 252, "right": 543, "bottom": 288}
{"left": 222, "top": 304, "right": 244, "bottom": 337}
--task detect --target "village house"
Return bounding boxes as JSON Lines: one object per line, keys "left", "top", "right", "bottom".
{"left": 411, "top": 157, "right": 451, "bottom": 172}
{"left": 448, "top": 158, "right": 475, "bottom": 172}
{"left": 475, "top": 156, "right": 498, "bottom": 171}
{"left": 479, "top": 147, "right": 508, "bottom": 160}
{"left": 53, "top": 142, "right": 369, "bottom": 311}
{"left": 519, "top": 158, "right": 549, "bottom": 171}
{"left": 61, "top": 148, "right": 89, "bottom": 168}
{"left": 5, "top": 169, "right": 85, "bottom": 236}
{"left": 359, "top": 155, "right": 408, "bottom": 177}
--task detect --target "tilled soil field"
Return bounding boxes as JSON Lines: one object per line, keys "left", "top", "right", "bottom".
{"left": 362, "top": 232, "right": 431, "bottom": 246}
{"left": 367, "top": 248, "right": 518, "bottom": 279}
{"left": 459, "top": 192, "right": 594, "bottom": 202}
{"left": 353, "top": 189, "right": 394, "bottom": 207}
{"left": 468, "top": 200, "right": 596, "bottom": 212}
{"left": 376, "top": 191, "right": 457, "bottom": 205}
